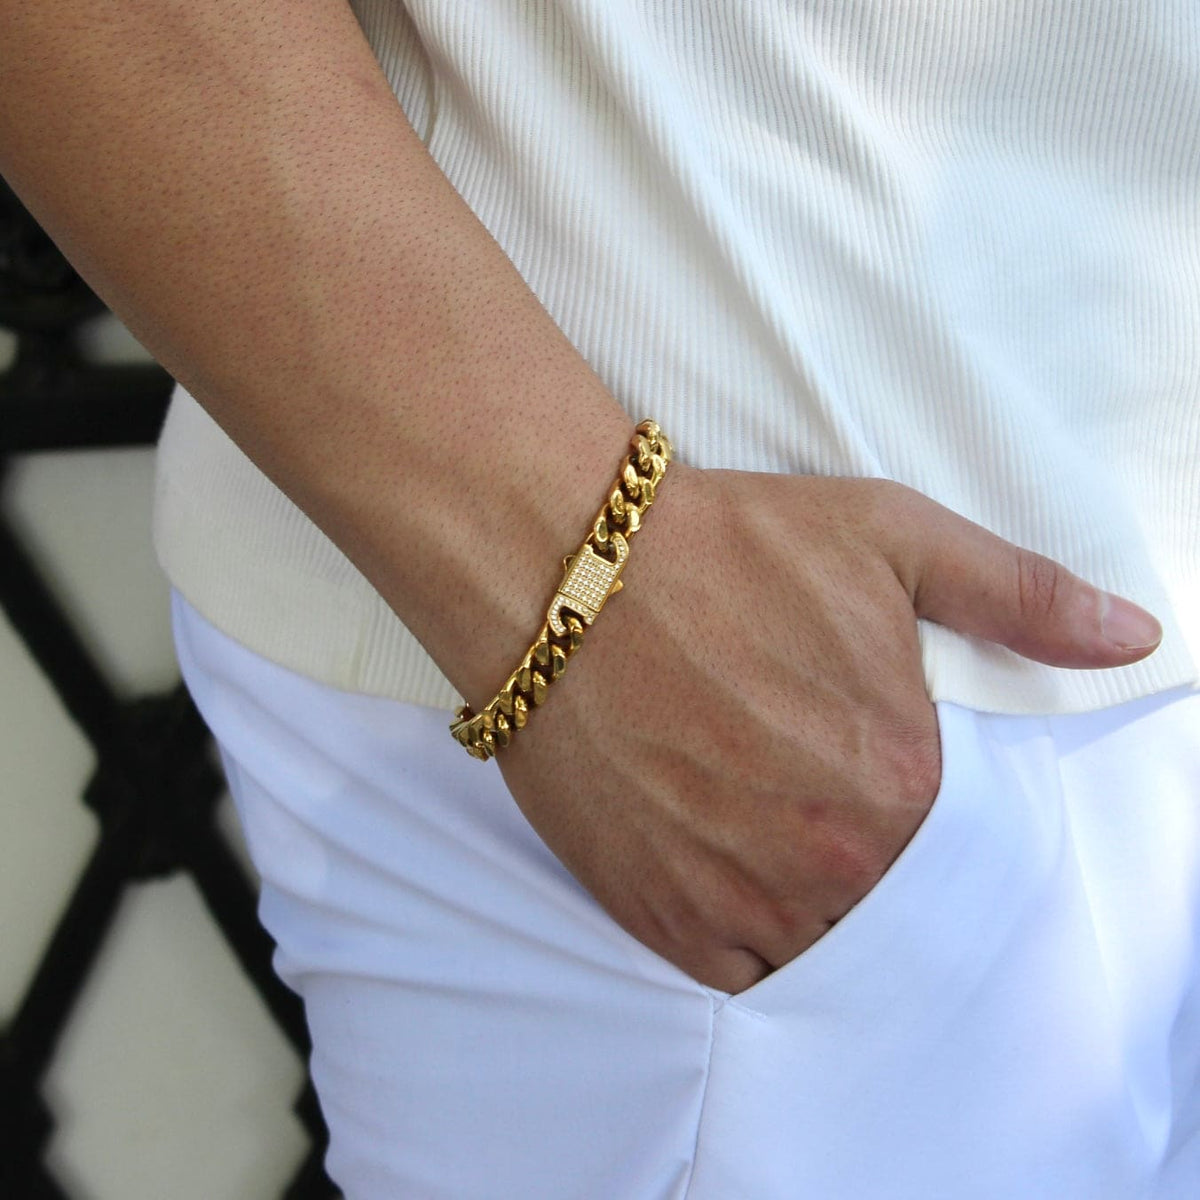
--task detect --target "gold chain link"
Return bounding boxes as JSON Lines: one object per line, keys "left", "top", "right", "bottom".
{"left": 449, "top": 419, "right": 673, "bottom": 760}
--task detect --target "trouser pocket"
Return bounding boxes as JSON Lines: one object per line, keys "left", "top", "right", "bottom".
{"left": 682, "top": 700, "right": 1129, "bottom": 1199}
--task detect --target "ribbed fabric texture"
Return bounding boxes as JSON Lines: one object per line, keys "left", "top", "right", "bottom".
{"left": 153, "top": 0, "right": 1200, "bottom": 715}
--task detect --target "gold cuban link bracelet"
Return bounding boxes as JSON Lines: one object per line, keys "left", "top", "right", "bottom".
{"left": 449, "top": 419, "right": 673, "bottom": 760}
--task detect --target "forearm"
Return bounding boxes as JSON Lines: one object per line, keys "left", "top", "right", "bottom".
{"left": 0, "top": 0, "right": 637, "bottom": 703}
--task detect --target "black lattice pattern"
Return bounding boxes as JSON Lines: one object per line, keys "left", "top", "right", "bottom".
{"left": 0, "top": 177, "right": 336, "bottom": 1198}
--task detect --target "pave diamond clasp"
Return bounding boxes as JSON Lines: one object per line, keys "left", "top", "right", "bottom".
{"left": 547, "top": 532, "right": 629, "bottom": 635}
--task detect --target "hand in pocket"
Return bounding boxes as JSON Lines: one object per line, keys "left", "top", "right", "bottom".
{"left": 498, "top": 465, "right": 1162, "bottom": 993}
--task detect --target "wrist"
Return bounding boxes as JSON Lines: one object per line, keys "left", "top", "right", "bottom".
{"left": 449, "top": 420, "right": 677, "bottom": 757}
{"left": 390, "top": 404, "right": 646, "bottom": 708}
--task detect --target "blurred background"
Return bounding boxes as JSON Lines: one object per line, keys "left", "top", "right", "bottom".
{"left": 0, "top": 179, "right": 338, "bottom": 1199}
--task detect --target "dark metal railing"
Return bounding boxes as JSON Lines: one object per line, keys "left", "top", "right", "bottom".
{"left": 0, "top": 177, "right": 335, "bottom": 1199}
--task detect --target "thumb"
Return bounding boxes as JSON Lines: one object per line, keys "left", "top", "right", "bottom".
{"left": 880, "top": 486, "right": 1163, "bottom": 670}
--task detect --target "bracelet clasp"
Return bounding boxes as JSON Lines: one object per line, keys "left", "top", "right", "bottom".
{"left": 547, "top": 532, "right": 629, "bottom": 635}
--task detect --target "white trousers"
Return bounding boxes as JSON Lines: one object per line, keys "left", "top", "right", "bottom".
{"left": 171, "top": 590, "right": 1200, "bottom": 1199}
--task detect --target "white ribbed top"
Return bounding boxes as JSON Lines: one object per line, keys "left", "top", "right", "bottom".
{"left": 154, "top": 0, "right": 1200, "bottom": 715}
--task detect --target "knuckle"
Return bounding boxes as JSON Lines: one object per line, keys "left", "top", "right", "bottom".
{"left": 1016, "top": 548, "right": 1065, "bottom": 622}
{"left": 735, "top": 884, "right": 801, "bottom": 945}
{"left": 858, "top": 477, "right": 916, "bottom": 533}
{"left": 897, "top": 720, "right": 940, "bottom": 806}
{"left": 731, "top": 876, "right": 825, "bottom": 957}
{"left": 899, "top": 730, "right": 943, "bottom": 809}
{"left": 852, "top": 480, "right": 931, "bottom": 594}
{"left": 829, "top": 835, "right": 891, "bottom": 900}
{"left": 806, "top": 802, "right": 896, "bottom": 899}
{"left": 875, "top": 716, "right": 943, "bottom": 811}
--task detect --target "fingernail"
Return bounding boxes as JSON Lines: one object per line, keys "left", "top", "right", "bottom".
{"left": 1099, "top": 592, "right": 1163, "bottom": 652}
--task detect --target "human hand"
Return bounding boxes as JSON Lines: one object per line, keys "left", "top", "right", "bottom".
{"left": 497, "top": 465, "right": 1162, "bottom": 993}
